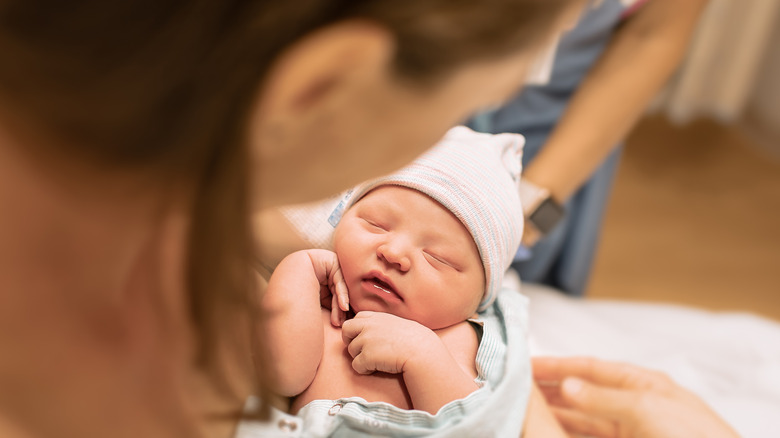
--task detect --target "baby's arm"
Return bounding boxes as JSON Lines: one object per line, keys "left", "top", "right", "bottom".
{"left": 341, "top": 312, "right": 479, "bottom": 414}
{"left": 259, "top": 249, "right": 347, "bottom": 397}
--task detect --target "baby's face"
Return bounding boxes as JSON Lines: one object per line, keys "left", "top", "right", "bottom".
{"left": 333, "top": 186, "right": 485, "bottom": 330}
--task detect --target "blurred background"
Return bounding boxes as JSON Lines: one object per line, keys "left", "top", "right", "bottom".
{"left": 588, "top": 0, "right": 780, "bottom": 321}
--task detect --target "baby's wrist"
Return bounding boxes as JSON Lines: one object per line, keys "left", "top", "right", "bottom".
{"left": 402, "top": 335, "right": 447, "bottom": 374}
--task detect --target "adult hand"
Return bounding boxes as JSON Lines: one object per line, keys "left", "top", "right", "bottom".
{"left": 532, "top": 356, "right": 740, "bottom": 438}
{"left": 341, "top": 311, "right": 440, "bottom": 375}
{"left": 521, "top": 225, "right": 543, "bottom": 248}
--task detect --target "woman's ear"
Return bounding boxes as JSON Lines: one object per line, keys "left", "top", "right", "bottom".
{"left": 256, "top": 20, "right": 394, "bottom": 122}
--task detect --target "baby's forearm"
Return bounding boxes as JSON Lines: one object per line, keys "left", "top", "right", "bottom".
{"left": 402, "top": 342, "right": 479, "bottom": 415}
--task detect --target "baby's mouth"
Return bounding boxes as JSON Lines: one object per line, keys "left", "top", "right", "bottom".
{"left": 370, "top": 277, "right": 395, "bottom": 295}
{"left": 363, "top": 275, "right": 402, "bottom": 301}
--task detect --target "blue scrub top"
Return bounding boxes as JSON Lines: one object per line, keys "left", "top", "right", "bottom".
{"left": 468, "top": 0, "right": 632, "bottom": 296}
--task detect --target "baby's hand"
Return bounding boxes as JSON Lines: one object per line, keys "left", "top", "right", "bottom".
{"left": 308, "top": 250, "right": 349, "bottom": 327}
{"left": 341, "top": 312, "right": 439, "bottom": 375}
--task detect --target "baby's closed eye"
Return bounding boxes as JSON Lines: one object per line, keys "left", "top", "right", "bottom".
{"left": 423, "top": 251, "right": 457, "bottom": 270}
{"left": 361, "top": 217, "right": 387, "bottom": 232}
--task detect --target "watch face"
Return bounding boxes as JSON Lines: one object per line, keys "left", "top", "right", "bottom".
{"left": 529, "top": 197, "right": 565, "bottom": 235}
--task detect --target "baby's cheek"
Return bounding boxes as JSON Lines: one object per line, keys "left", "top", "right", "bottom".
{"left": 467, "top": 293, "right": 482, "bottom": 317}
{"left": 452, "top": 284, "right": 483, "bottom": 321}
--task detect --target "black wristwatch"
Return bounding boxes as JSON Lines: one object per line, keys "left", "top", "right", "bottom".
{"left": 520, "top": 180, "right": 565, "bottom": 236}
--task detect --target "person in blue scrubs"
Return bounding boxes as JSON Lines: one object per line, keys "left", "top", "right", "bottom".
{"left": 469, "top": 0, "right": 708, "bottom": 296}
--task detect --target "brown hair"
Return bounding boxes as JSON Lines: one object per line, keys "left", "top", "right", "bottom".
{"left": 0, "top": 0, "right": 573, "bottom": 415}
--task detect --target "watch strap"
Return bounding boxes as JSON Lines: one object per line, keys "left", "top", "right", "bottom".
{"left": 518, "top": 179, "right": 565, "bottom": 236}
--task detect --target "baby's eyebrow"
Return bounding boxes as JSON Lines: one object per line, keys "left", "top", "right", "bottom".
{"left": 426, "top": 229, "right": 464, "bottom": 249}
{"left": 357, "top": 204, "right": 397, "bottom": 224}
{"left": 359, "top": 196, "right": 399, "bottom": 216}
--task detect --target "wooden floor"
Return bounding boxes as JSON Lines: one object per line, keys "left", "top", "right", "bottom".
{"left": 587, "top": 114, "right": 780, "bottom": 322}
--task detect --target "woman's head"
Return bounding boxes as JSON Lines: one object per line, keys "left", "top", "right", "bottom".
{"left": 0, "top": 0, "right": 578, "bottom": 406}
{"left": 251, "top": 1, "right": 581, "bottom": 207}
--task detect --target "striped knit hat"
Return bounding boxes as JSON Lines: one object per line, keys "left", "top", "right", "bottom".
{"left": 330, "top": 126, "right": 524, "bottom": 311}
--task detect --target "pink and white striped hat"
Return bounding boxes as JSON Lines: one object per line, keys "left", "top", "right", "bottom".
{"left": 331, "top": 126, "right": 525, "bottom": 311}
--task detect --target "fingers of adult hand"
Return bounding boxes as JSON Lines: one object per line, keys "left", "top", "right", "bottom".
{"left": 560, "top": 377, "right": 638, "bottom": 421}
{"left": 550, "top": 406, "right": 618, "bottom": 438}
{"left": 522, "top": 227, "right": 541, "bottom": 247}
{"left": 536, "top": 381, "right": 568, "bottom": 408}
{"left": 533, "top": 356, "right": 644, "bottom": 390}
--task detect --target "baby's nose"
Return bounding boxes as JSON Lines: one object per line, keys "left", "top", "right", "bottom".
{"left": 377, "top": 241, "right": 411, "bottom": 272}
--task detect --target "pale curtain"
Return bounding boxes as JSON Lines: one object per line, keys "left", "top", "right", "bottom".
{"left": 659, "top": 0, "right": 780, "bottom": 123}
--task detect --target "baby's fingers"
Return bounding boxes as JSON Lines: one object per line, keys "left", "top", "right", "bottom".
{"left": 341, "top": 318, "right": 360, "bottom": 347}
{"left": 341, "top": 313, "right": 378, "bottom": 348}
{"left": 331, "top": 265, "right": 349, "bottom": 312}
{"left": 341, "top": 318, "right": 369, "bottom": 358}
{"left": 350, "top": 352, "right": 376, "bottom": 375}
{"left": 330, "top": 294, "right": 346, "bottom": 327}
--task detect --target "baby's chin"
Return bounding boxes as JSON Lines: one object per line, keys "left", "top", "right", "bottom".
{"left": 349, "top": 298, "right": 408, "bottom": 321}
{"left": 349, "top": 298, "right": 393, "bottom": 315}
{"left": 348, "top": 300, "right": 454, "bottom": 331}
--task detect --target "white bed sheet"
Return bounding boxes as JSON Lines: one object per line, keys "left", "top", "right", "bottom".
{"left": 520, "top": 280, "right": 780, "bottom": 438}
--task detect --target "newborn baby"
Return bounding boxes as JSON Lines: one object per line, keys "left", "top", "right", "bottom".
{"left": 261, "top": 126, "right": 527, "bottom": 436}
